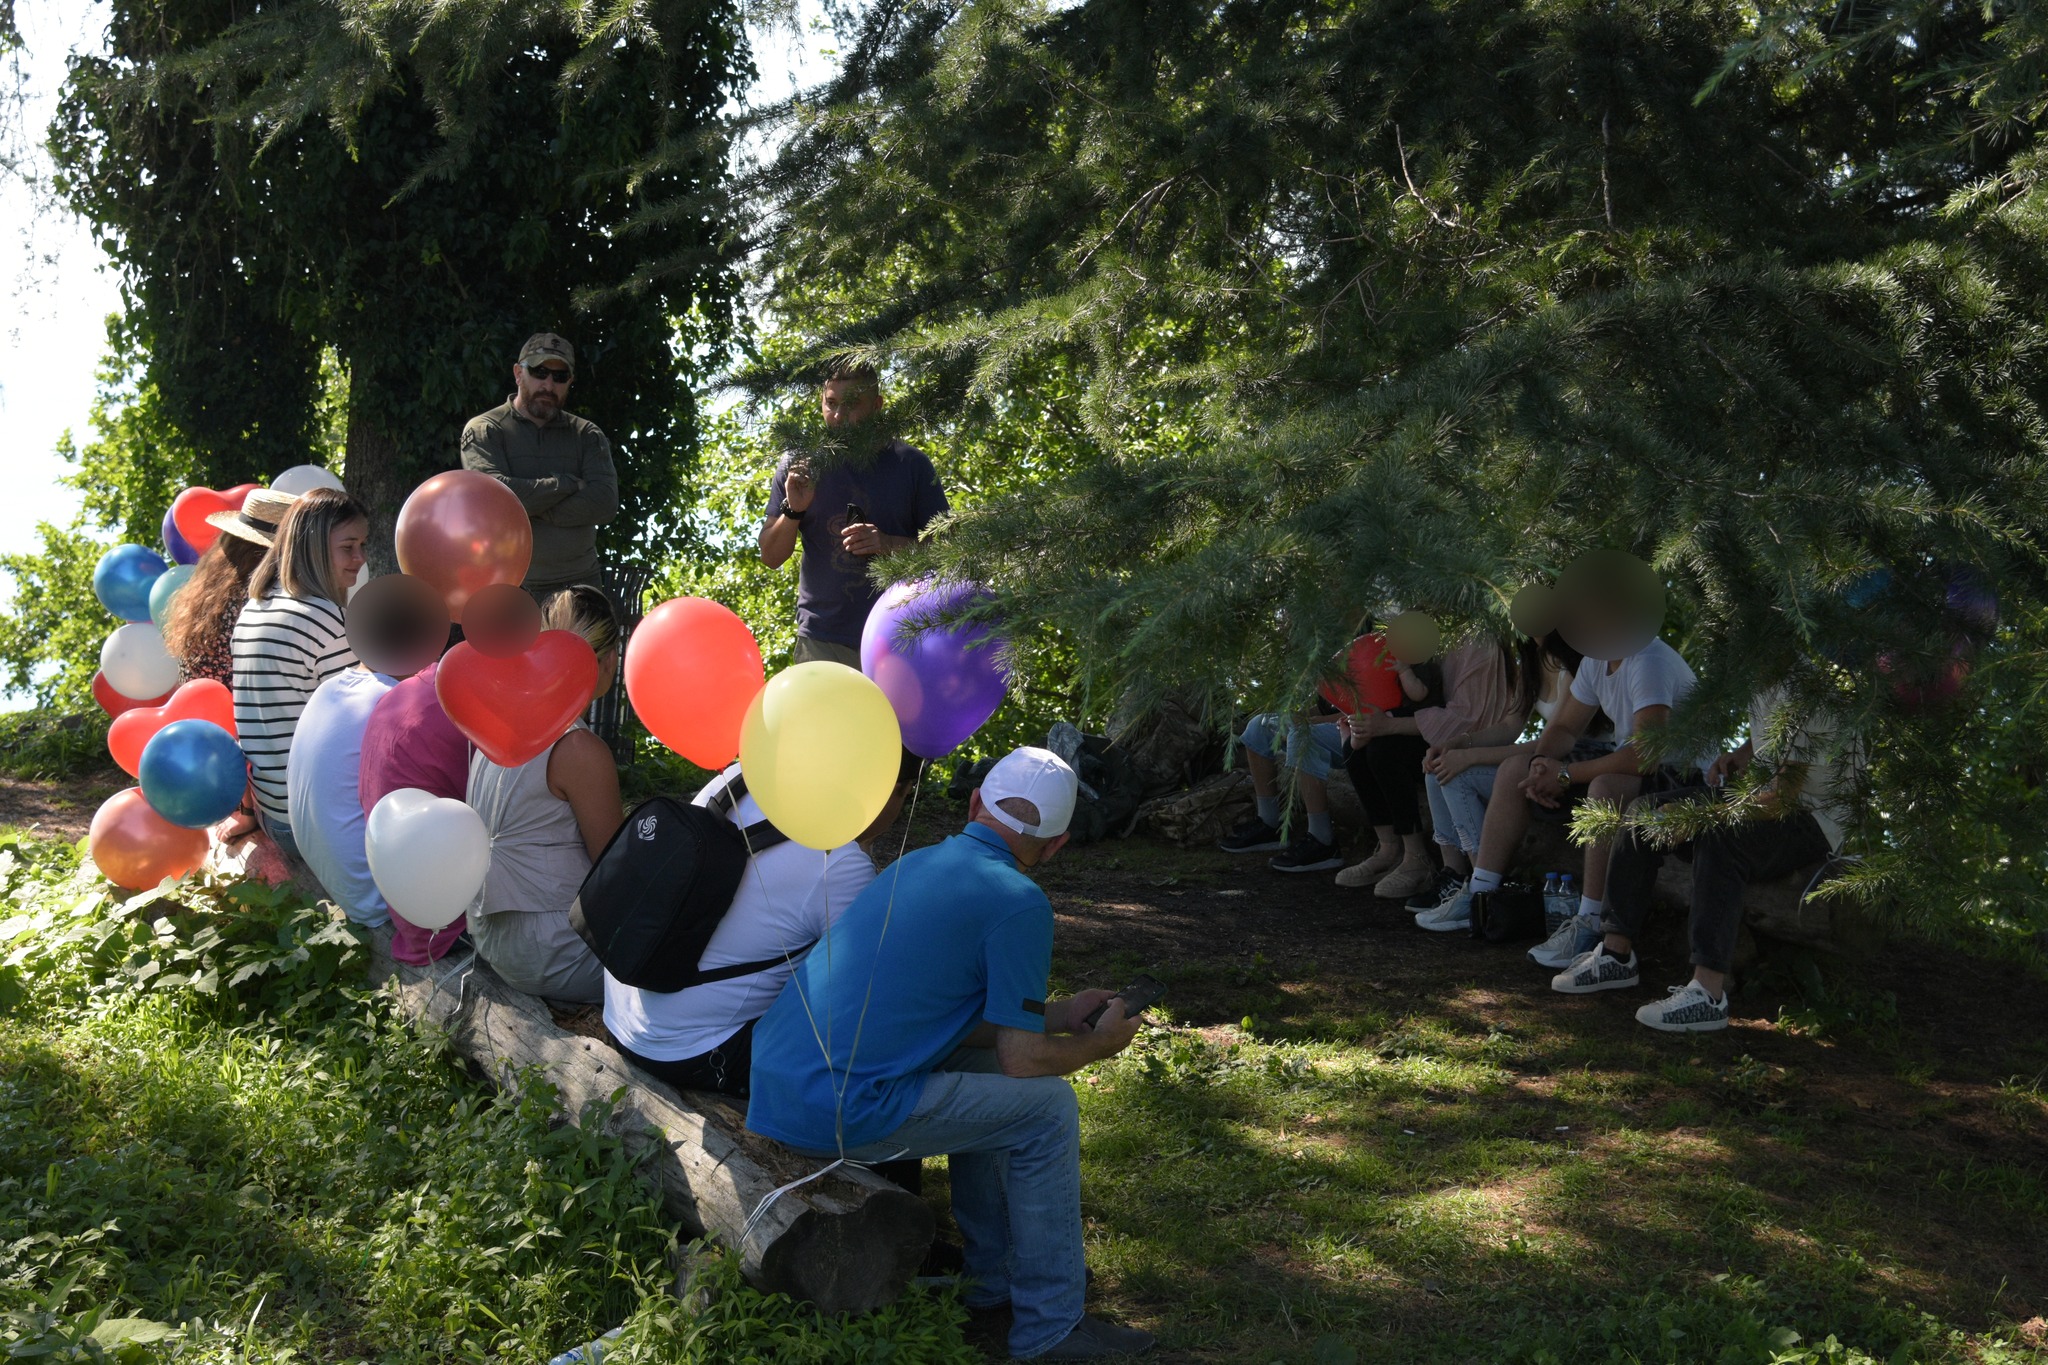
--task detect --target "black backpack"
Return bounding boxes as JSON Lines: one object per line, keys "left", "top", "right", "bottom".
{"left": 569, "top": 775, "right": 795, "bottom": 993}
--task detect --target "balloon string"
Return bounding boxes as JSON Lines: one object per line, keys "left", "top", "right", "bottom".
{"left": 828, "top": 759, "right": 924, "bottom": 1159}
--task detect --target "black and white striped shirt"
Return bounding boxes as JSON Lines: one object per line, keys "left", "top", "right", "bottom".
{"left": 232, "top": 593, "right": 357, "bottom": 827}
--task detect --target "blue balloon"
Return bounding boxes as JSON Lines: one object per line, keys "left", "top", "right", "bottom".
{"left": 138, "top": 719, "right": 247, "bottom": 829}
{"left": 162, "top": 508, "right": 200, "bottom": 566}
{"left": 93, "top": 545, "right": 170, "bottom": 622}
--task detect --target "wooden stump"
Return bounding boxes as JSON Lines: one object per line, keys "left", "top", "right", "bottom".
{"left": 365, "top": 929, "right": 935, "bottom": 1315}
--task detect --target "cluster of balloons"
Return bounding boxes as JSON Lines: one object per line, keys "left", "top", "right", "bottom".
{"left": 84, "top": 468, "right": 345, "bottom": 890}
{"left": 624, "top": 578, "right": 1012, "bottom": 851}
{"left": 359, "top": 471, "right": 545, "bottom": 921}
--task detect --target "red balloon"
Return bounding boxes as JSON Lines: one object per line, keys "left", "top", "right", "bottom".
{"left": 1318, "top": 633, "right": 1403, "bottom": 715}
{"left": 220, "top": 483, "right": 260, "bottom": 509}
{"left": 171, "top": 487, "right": 235, "bottom": 556}
{"left": 108, "top": 678, "right": 238, "bottom": 778}
{"left": 624, "top": 597, "right": 765, "bottom": 768}
{"left": 88, "top": 787, "right": 209, "bottom": 890}
{"left": 435, "top": 631, "right": 599, "bottom": 768}
{"left": 93, "top": 670, "right": 173, "bottom": 719}
{"left": 394, "top": 470, "right": 534, "bottom": 619}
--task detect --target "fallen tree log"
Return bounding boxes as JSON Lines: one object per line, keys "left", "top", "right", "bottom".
{"left": 364, "top": 928, "right": 935, "bottom": 1315}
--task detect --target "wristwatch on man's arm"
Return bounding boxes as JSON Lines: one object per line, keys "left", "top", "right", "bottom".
{"left": 1557, "top": 763, "right": 1572, "bottom": 790}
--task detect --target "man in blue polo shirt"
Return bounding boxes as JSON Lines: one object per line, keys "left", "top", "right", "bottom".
{"left": 747, "top": 747, "right": 1152, "bottom": 1360}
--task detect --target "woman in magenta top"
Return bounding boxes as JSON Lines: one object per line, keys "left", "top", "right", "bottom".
{"left": 359, "top": 660, "right": 472, "bottom": 964}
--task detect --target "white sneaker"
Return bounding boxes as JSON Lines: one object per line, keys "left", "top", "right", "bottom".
{"left": 1528, "top": 914, "right": 1604, "bottom": 969}
{"left": 1415, "top": 885, "right": 1475, "bottom": 932}
{"left": 1636, "top": 980, "right": 1731, "bottom": 1032}
{"left": 1550, "top": 946, "right": 1640, "bottom": 994}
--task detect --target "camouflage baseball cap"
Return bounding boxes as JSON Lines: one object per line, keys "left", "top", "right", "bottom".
{"left": 518, "top": 333, "right": 575, "bottom": 371}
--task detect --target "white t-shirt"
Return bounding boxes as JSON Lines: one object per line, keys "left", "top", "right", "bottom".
{"left": 1748, "top": 689, "right": 1856, "bottom": 849}
{"left": 286, "top": 668, "right": 396, "bottom": 926}
{"left": 603, "top": 765, "right": 879, "bottom": 1063}
{"left": 1569, "top": 639, "right": 1711, "bottom": 773}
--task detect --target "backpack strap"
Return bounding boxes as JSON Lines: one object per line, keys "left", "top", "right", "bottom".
{"left": 676, "top": 939, "right": 818, "bottom": 987}
{"left": 711, "top": 772, "right": 791, "bottom": 854}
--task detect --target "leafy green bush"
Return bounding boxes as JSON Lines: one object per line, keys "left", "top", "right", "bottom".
{"left": 0, "top": 710, "right": 113, "bottom": 782}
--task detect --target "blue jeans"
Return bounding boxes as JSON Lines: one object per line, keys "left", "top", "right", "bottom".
{"left": 826, "top": 1047, "right": 1083, "bottom": 1358}
{"left": 1425, "top": 765, "right": 1497, "bottom": 855}
{"left": 259, "top": 810, "right": 300, "bottom": 861}
{"left": 1239, "top": 713, "right": 1346, "bottom": 781}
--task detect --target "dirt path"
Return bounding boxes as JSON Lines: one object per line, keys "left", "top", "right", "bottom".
{"left": 0, "top": 766, "right": 127, "bottom": 843}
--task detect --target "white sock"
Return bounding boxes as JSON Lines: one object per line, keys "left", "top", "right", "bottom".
{"left": 1578, "top": 896, "right": 1604, "bottom": 922}
{"left": 1307, "top": 811, "right": 1334, "bottom": 844}
{"left": 1255, "top": 794, "right": 1281, "bottom": 826}
{"left": 1469, "top": 868, "right": 1504, "bottom": 894}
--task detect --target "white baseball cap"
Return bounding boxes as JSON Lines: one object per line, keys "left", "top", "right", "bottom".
{"left": 981, "top": 746, "right": 1080, "bottom": 839}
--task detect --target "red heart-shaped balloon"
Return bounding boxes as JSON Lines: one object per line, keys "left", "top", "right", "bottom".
{"left": 221, "top": 484, "right": 261, "bottom": 510}
{"left": 171, "top": 487, "right": 236, "bottom": 555}
{"left": 435, "top": 631, "right": 600, "bottom": 769}
{"left": 108, "top": 678, "right": 238, "bottom": 778}
{"left": 93, "top": 670, "right": 174, "bottom": 719}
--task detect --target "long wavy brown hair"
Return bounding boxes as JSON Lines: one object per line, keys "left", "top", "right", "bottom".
{"left": 162, "top": 535, "right": 268, "bottom": 667}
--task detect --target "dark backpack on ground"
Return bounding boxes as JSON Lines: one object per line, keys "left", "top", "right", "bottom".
{"left": 1469, "top": 887, "right": 1545, "bottom": 945}
{"left": 569, "top": 776, "right": 794, "bottom": 992}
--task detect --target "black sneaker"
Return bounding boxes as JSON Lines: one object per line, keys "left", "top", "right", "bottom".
{"left": 1037, "top": 1313, "right": 1157, "bottom": 1358}
{"left": 1269, "top": 835, "right": 1344, "bottom": 873}
{"left": 1406, "top": 865, "right": 1465, "bottom": 911}
{"left": 1218, "top": 814, "right": 1284, "bottom": 853}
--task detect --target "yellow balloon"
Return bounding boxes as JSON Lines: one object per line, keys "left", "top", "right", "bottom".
{"left": 739, "top": 661, "right": 903, "bottom": 850}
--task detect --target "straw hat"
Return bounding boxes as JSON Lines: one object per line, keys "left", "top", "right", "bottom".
{"left": 206, "top": 488, "right": 301, "bottom": 548}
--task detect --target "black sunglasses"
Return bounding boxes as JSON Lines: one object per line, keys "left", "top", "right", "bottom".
{"left": 525, "top": 365, "right": 572, "bottom": 383}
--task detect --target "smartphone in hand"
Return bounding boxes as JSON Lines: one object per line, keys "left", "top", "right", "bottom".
{"left": 845, "top": 501, "right": 867, "bottom": 526}
{"left": 1083, "top": 975, "right": 1167, "bottom": 1028}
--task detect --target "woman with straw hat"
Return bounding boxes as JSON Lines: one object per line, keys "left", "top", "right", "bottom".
{"left": 163, "top": 488, "right": 301, "bottom": 688}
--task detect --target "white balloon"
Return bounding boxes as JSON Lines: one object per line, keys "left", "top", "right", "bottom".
{"left": 273, "top": 464, "right": 346, "bottom": 496}
{"left": 366, "top": 788, "right": 491, "bottom": 930}
{"left": 99, "top": 622, "right": 182, "bottom": 701}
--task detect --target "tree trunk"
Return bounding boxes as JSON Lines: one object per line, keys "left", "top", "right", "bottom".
{"left": 344, "top": 364, "right": 408, "bottom": 575}
{"left": 364, "top": 930, "right": 936, "bottom": 1315}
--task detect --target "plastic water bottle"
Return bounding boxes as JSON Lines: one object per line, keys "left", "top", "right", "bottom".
{"left": 1541, "top": 873, "right": 1562, "bottom": 931}
{"left": 1550, "top": 873, "right": 1576, "bottom": 932}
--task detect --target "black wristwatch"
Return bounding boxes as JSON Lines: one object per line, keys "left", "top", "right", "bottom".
{"left": 784, "top": 504, "right": 805, "bottom": 523}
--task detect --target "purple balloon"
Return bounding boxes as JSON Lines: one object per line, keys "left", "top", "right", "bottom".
{"left": 860, "top": 580, "right": 1010, "bottom": 759}
{"left": 162, "top": 507, "right": 199, "bottom": 565}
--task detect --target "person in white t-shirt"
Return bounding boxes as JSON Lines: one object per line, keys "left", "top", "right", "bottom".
{"left": 1418, "top": 636, "right": 1710, "bottom": 949}
{"left": 1551, "top": 687, "right": 1855, "bottom": 1031}
{"left": 603, "top": 753, "right": 922, "bottom": 1096}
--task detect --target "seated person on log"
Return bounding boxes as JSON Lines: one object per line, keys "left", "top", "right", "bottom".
{"left": 465, "top": 586, "right": 621, "bottom": 1006}
{"left": 1550, "top": 685, "right": 1854, "bottom": 1032}
{"left": 603, "top": 751, "right": 922, "bottom": 1096}
{"left": 360, "top": 649, "right": 473, "bottom": 965}
{"left": 1218, "top": 641, "right": 1435, "bottom": 874}
{"left": 746, "top": 748, "right": 1155, "bottom": 1362}
{"left": 1415, "top": 630, "right": 1589, "bottom": 915}
{"left": 287, "top": 658, "right": 401, "bottom": 930}
{"left": 1419, "top": 623, "right": 1711, "bottom": 954}
{"left": 1336, "top": 626, "right": 1539, "bottom": 901}
{"left": 230, "top": 490, "right": 371, "bottom": 861}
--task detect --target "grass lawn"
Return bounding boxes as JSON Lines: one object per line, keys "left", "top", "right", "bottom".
{"left": 1025, "top": 831, "right": 2048, "bottom": 1363}
{"left": 4, "top": 793, "right": 2047, "bottom": 1363}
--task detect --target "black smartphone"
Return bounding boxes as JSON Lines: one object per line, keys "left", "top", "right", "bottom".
{"left": 1083, "top": 974, "right": 1167, "bottom": 1028}
{"left": 845, "top": 501, "right": 867, "bottom": 526}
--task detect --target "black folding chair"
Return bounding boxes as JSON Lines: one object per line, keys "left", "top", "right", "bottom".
{"left": 588, "top": 561, "right": 655, "bottom": 761}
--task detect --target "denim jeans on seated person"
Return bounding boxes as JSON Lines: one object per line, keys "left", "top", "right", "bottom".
{"left": 796, "top": 1046, "right": 1084, "bottom": 1359}
{"left": 258, "top": 810, "right": 300, "bottom": 862}
{"left": 1238, "top": 713, "right": 1346, "bottom": 782}
{"left": 1425, "top": 765, "right": 1498, "bottom": 855}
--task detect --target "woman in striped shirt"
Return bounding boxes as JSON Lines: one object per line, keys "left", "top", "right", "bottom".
{"left": 232, "top": 489, "right": 370, "bottom": 859}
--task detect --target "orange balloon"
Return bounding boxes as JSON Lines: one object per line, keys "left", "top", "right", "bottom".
{"left": 394, "top": 470, "right": 533, "bottom": 619}
{"left": 88, "top": 787, "right": 209, "bottom": 890}
{"left": 108, "top": 679, "right": 237, "bottom": 777}
{"left": 624, "top": 597, "right": 765, "bottom": 768}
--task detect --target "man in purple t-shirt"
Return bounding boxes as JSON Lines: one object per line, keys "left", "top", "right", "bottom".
{"left": 757, "top": 362, "right": 949, "bottom": 666}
